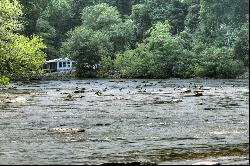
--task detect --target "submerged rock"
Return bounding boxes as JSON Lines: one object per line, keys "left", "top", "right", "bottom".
{"left": 181, "top": 88, "right": 192, "bottom": 93}
{"left": 171, "top": 98, "right": 183, "bottom": 103}
{"left": 201, "top": 87, "right": 212, "bottom": 91}
{"left": 64, "top": 94, "right": 74, "bottom": 101}
{"left": 194, "top": 91, "right": 203, "bottom": 97}
{"left": 116, "top": 96, "right": 124, "bottom": 100}
{"left": 95, "top": 91, "right": 103, "bottom": 96}
{"left": 74, "top": 88, "right": 86, "bottom": 93}
{"left": 95, "top": 123, "right": 111, "bottom": 126}
{"left": 5, "top": 96, "right": 26, "bottom": 103}
{"left": 153, "top": 98, "right": 183, "bottom": 104}
{"left": 48, "top": 127, "right": 85, "bottom": 133}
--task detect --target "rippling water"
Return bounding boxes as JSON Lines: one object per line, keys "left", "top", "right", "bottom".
{"left": 0, "top": 79, "right": 249, "bottom": 165}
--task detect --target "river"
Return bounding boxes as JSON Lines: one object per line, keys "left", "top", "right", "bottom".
{"left": 0, "top": 79, "right": 249, "bottom": 165}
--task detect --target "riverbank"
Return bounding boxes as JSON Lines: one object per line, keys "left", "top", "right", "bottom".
{"left": 237, "top": 70, "right": 249, "bottom": 79}
{"left": 39, "top": 68, "right": 249, "bottom": 82}
{"left": 41, "top": 71, "right": 76, "bottom": 81}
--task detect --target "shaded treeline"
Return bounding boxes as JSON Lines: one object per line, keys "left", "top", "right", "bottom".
{"left": 0, "top": 0, "right": 249, "bottom": 84}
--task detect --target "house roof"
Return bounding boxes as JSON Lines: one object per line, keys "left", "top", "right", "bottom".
{"left": 46, "top": 58, "right": 74, "bottom": 63}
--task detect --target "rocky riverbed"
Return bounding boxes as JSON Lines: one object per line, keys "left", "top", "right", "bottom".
{"left": 0, "top": 79, "right": 249, "bottom": 165}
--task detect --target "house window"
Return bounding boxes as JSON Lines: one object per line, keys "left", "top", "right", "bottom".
{"left": 67, "top": 62, "right": 71, "bottom": 67}
{"left": 59, "top": 62, "right": 62, "bottom": 68}
{"left": 63, "top": 62, "right": 66, "bottom": 67}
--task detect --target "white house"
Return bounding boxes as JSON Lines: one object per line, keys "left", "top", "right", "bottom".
{"left": 44, "top": 58, "right": 75, "bottom": 72}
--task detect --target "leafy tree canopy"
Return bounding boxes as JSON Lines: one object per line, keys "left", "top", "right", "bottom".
{"left": 0, "top": 0, "right": 46, "bottom": 85}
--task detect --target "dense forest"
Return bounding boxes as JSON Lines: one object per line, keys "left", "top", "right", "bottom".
{"left": 0, "top": 0, "right": 249, "bottom": 84}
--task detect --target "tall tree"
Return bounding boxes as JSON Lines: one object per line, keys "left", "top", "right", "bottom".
{"left": 0, "top": 0, "right": 46, "bottom": 84}
{"left": 19, "top": 0, "right": 49, "bottom": 36}
{"left": 81, "top": 3, "right": 122, "bottom": 31}
{"left": 197, "top": 0, "right": 249, "bottom": 46}
{"left": 184, "top": 0, "right": 200, "bottom": 33}
{"left": 35, "top": 0, "right": 74, "bottom": 59}
{"left": 0, "top": 0, "right": 23, "bottom": 36}
{"left": 130, "top": 4, "right": 152, "bottom": 42}
{"left": 69, "top": 0, "right": 101, "bottom": 27}
{"left": 81, "top": 3, "right": 137, "bottom": 54}
{"left": 61, "top": 26, "right": 112, "bottom": 77}
{"left": 146, "top": 0, "right": 188, "bottom": 34}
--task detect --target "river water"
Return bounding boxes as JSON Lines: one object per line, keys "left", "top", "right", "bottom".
{"left": 0, "top": 79, "right": 249, "bottom": 165}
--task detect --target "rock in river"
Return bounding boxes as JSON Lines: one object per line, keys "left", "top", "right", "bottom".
{"left": 74, "top": 88, "right": 86, "bottom": 94}
{"left": 201, "top": 87, "right": 212, "bottom": 90}
{"left": 5, "top": 96, "right": 26, "bottom": 103}
{"left": 181, "top": 88, "right": 192, "bottom": 93}
{"left": 48, "top": 127, "right": 85, "bottom": 133}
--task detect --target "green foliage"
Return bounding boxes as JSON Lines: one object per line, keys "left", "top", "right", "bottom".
{"left": 100, "top": 22, "right": 198, "bottom": 79}
{"left": 194, "top": 64, "right": 205, "bottom": 78}
{"left": 36, "top": 18, "right": 56, "bottom": 40}
{"left": 177, "top": 30, "right": 193, "bottom": 50}
{"left": 35, "top": 0, "right": 74, "bottom": 34}
{"left": 107, "top": 19, "right": 137, "bottom": 53}
{"left": 61, "top": 3, "right": 138, "bottom": 77}
{"left": 130, "top": 4, "right": 151, "bottom": 42}
{"left": 146, "top": 22, "right": 181, "bottom": 78}
{"left": 0, "top": 0, "right": 46, "bottom": 84}
{"left": 61, "top": 26, "right": 112, "bottom": 77}
{"left": 34, "top": 0, "right": 74, "bottom": 59}
{"left": 184, "top": 0, "right": 200, "bottom": 33}
{"left": 19, "top": 0, "right": 48, "bottom": 36}
{"left": 104, "top": 0, "right": 132, "bottom": 17}
{"left": 0, "top": 34, "right": 46, "bottom": 81}
{"left": 0, "top": 0, "right": 23, "bottom": 36}
{"left": 146, "top": 0, "right": 188, "bottom": 34}
{"left": 0, "top": 76, "right": 10, "bottom": 85}
{"left": 112, "top": 43, "right": 154, "bottom": 78}
{"left": 198, "top": 47, "right": 245, "bottom": 78}
{"left": 197, "top": 0, "right": 249, "bottom": 46}
{"left": 9, "top": 0, "right": 248, "bottom": 79}
{"left": 69, "top": 0, "right": 100, "bottom": 27}
{"left": 172, "top": 50, "right": 197, "bottom": 78}
{"left": 36, "top": 17, "right": 58, "bottom": 59}
{"left": 98, "top": 56, "right": 114, "bottom": 78}
{"left": 99, "top": 43, "right": 154, "bottom": 78}
{"left": 232, "top": 23, "right": 249, "bottom": 67}
{"left": 81, "top": 3, "right": 122, "bottom": 31}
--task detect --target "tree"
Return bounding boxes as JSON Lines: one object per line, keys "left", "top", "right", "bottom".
{"left": 197, "top": 47, "right": 245, "bottom": 78}
{"left": 232, "top": 22, "right": 249, "bottom": 67}
{"left": 69, "top": 0, "right": 101, "bottom": 27}
{"left": 146, "top": 0, "right": 188, "bottom": 34}
{"left": 104, "top": 0, "right": 132, "bottom": 17}
{"left": 19, "top": 0, "right": 49, "bottom": 36}
{"left": 61, "top": 26, "right": 112, "bottom": 77}
{"left": 0, "top": 0, "right": 46, "bottom": 84}
{"left": 81, "top": 3, "right": 122, "bottom": 31}
{"left": 184, "top": 0, "right": 200, "bottom": 33}
{"left": 146, "top": 22, "right": 181, "bottom": 77}
{"left": 99, "top": 43, "right": 155, "bottom": 78}
{"left": 34, "top": 0, "right": 74, "bottom": 59}
{"left": 0, "top": 0, "right": 23, "bottom": 36}
{"left": 197, "top": 0, "right": 249, "bottom": 46}
{"left": 80, "top": 3, "right": 138, "bottom": 54}
{"left": 0, "top": 34, "right": 46, "bottom": 81}
{"left": 107, "top": 19, "right": 137, "bottom": 54}
{"left": 130, "top": 4, "right": 152, "bottom": 42}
